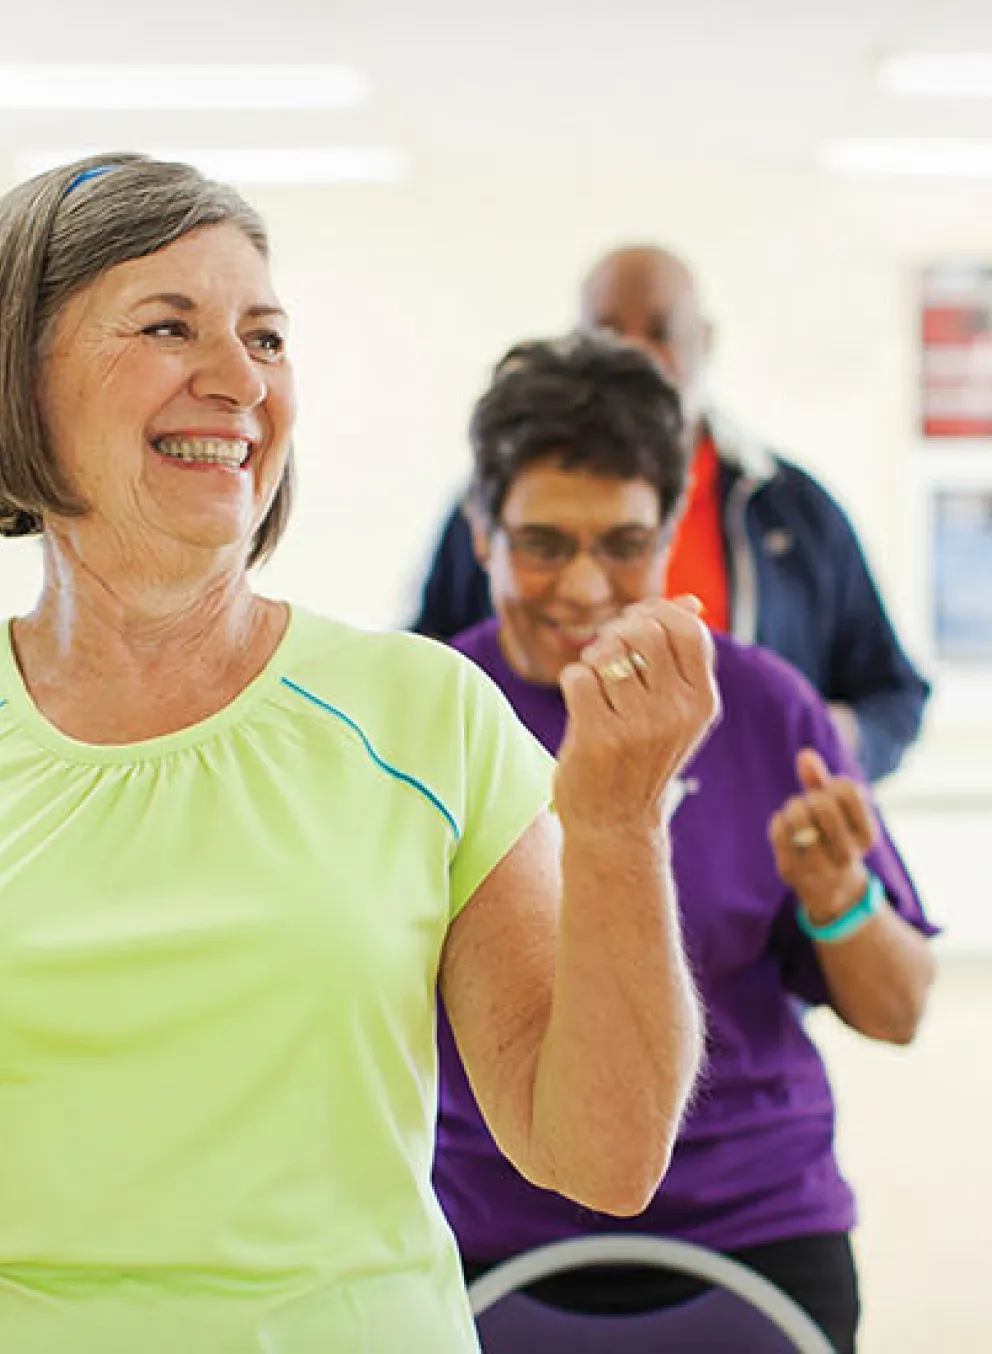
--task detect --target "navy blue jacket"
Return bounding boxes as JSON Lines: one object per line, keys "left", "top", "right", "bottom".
{"left": 410, "top": 413, "right": 931, "bottom": 782}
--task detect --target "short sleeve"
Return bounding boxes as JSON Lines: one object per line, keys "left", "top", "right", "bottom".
{"left": 770, "top": 673, "right": 940, "bottom": 1006}
{"left": 446, "top": 661, "right": 555, "bottom": 922}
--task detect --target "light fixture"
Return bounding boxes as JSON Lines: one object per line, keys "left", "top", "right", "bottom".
{"left": 821, "top": 139, "right": 992, "bottom": 178}
{"left": 878, "top": 53, "right": 992, "bottom": 99}
{"left": 0, "top": 65, "right": 367, "bottom": 111}
{"left": 16, "top": 146, "right": 409, "bottom": 186}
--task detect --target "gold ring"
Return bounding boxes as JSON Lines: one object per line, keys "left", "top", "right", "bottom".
{"left": 629, "top": 649, "right": 649, "bottom": 675}
{"left": 791, "top": 826, "right": 820, "bottom": 851}
{"left": 599, "top": 656, "right": 637, "bottom": 684}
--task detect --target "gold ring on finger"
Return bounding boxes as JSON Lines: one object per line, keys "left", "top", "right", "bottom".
{"left": 599, "top": 656, "right": 637, "bottom": 684}
{"left": 791, "top": 826, "right": 820, "bottom": 851}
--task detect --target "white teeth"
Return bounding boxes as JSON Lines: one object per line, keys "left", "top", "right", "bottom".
{"left": 154, "top": 437, "right": 251, "bottom": 467}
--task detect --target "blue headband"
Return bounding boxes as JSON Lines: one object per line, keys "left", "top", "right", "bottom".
{"left": 63, "top": 165, "right": 117, "bottom": 199}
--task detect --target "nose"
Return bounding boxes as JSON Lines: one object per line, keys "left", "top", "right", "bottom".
{"left": 553, "top": 549, "right": 614, "bottom": 607}
{"left": 191, "top": 334, "right": 266, "bottom": 409}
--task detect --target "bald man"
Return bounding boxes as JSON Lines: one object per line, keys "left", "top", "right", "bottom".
{"left": 411, "top": 246, "right": 930, "bottom": 782}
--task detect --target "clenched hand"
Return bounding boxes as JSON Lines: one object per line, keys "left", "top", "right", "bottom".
{"left": 553, "top": 596, "right": 721, "bottom": 834}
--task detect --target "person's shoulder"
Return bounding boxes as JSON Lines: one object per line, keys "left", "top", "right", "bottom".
{"left": 711, "top": 410, "right": 841, "bottom": 514}
{"left": 767, "top": 453, "right": 843, "bottom": 507}
{"left": 710, "top": 410, "right": 847, "bottom": 512}
{"left": 286, "top": 607, "right": 476, "bottom": 693}
{"left": 448, "top": 617, "right": 501, "bottom": 665}
{"left": 272, "top": 610, "right": 510, "bottom": 788}
{"left": 735, "top": 449, "right": 863, "bottom": 562}
{"left": 754, "top": 445, "right": 860, "bottom": 537}
{"left": 429, "top": 494, "right": 475, "bottom": 557}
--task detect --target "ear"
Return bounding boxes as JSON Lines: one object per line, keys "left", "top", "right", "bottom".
{"left": 462, "top": 499, "right": 493, "bottom": 573}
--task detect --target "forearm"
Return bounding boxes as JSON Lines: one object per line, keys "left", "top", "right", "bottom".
{"left": 808, "top": 900, "right": 935, "bottom": 1044}
{"left": 529, "top": 820, "right": 703, "bottom": 1215}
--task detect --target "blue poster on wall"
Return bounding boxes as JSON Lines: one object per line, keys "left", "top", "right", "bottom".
{"left": 933, "top": 489, "right": 992, "bottom": 662}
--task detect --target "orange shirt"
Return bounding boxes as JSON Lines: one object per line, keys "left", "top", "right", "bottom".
{"left": 664, "top": 434, "right": 731, "bottom": 632}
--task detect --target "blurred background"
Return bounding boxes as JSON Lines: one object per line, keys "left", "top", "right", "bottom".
{"left": 0, "top": 2, "right": 989, "bottom": 1347}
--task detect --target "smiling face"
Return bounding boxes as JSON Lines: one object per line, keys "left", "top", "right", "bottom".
{"left": 37, "top": 221, "right": 295, "bottom": 571}
{"left": 476, "top": 459, "right": 668, "bottom": 686}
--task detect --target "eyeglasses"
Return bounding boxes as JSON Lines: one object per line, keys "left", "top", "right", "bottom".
{"left": 500, "top": 524, "right": 666, "bottom": 575}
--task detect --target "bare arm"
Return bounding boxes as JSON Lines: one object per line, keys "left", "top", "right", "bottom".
{"left": 769, "top": 749, "right": 935, "bottom": 1045}
{"left": 439, "top": 598, "right": 716, "bottom": 1217}
{"left": 800, "top": 904, "right": 933, "bottom": 1046}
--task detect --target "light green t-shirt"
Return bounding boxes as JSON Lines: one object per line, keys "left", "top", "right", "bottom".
{"left": 0, "top": 607, "right": 553, "bottom": 1353}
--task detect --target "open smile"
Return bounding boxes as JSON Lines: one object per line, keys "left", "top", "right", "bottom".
{"left": 540, "top": 617, "right": 611, "bottom": 654}
{"left": 151, "top": 435, "right": 254, "bottom": 470}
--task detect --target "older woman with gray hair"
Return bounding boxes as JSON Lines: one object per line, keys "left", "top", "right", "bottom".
{"left": 0, "top": 154, "right": 717, "bottom": 1352}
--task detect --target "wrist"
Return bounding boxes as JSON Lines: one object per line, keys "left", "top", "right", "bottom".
{"left": 555, "top": 795, "right": 669, "bottom": 843}
{"left": 558, "top": 813, "right": 668, "bottom": 853}
{"left": 557, "top": 815, "right": 670, "bottom": 892}
{"left": 796, "top": 872, "right": 884, "bottom": 945}
{"left": 798, "top": 869, "right": 869, "bottom": 928}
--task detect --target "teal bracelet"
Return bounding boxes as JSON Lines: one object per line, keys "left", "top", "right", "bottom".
{"left": 796, "top": 872, "right": 884, "bottom": 945}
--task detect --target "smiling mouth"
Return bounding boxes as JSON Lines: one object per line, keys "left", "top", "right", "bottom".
{"left": 152, "top": 436, "right": 252, "bottom": 469}
{"left": 544, "top": 620, "right": 604, "bottom": 649}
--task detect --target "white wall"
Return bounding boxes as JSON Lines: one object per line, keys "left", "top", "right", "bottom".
{"left": 2, "top": 155, "right": 989, "bottom": 947}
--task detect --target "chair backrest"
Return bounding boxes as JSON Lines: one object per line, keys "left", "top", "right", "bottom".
{"left": 469, "top": 1234, "right": 836, "bottom": 1354}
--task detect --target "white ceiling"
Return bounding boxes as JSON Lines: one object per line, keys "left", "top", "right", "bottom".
{"left": 3, "top": 0, "right": 992, "bottom": 176}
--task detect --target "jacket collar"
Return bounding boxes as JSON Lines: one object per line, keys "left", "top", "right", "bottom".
{"left": 703, "top": 407, "right": 777, "bottom": 484}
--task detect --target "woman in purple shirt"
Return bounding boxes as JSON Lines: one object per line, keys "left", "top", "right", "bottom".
{"left": 433, "top": 332, "right": 937, "bottom": 1353}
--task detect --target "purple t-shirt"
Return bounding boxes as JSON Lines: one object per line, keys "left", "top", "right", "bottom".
{"left": 434, "top": 619, "right": 936, "bottom": 1257}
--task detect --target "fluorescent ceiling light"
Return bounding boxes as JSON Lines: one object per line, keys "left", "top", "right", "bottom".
{"left": 878, "top": 53, "right": 992, "bottom": 98}
{"left": 822, "top": 139, "right": 992, "bottom": 178}
{"left": 0, "top": 65, "right": 367, "bottom": 111}
{"left": 17, "top": 147, "right": 408, "bottom": 186}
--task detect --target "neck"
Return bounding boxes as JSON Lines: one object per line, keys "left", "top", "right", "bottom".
{"left": 22, "top": 529, "right": 263, "bottom": 667}
{"left": 37, "top": 525, "right": 259, "bottom": 641}
{"left": 9, "top": 530, "right": 287, "bottom": 744}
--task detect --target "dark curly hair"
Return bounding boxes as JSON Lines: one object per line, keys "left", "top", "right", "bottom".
{"left": 468, "top": 330, "right": 688, "bottom": 529}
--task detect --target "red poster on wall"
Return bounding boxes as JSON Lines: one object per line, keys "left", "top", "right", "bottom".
{"left": 921, "top": 265, "right": 992, "bottom": 438}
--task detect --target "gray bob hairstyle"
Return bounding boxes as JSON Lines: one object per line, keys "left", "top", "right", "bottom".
{"left": 0, "top": 151, "right": 293, "bottom": 566}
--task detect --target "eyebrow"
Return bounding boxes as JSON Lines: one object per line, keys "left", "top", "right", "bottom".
{"left": 134, "top": 292, "right": 288, "bottom": 320}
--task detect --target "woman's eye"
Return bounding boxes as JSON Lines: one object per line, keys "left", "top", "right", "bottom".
{"left": 530, "top": 540, "right": 565, "bottom": 561}
{"left": 248, "top": 330, "right": 286, "bottom": 359}
{"left": 610, "top": 541, "right": 646, "bottom": 561}
{"left": 142, "top": 320, "right": 190, "bottom": 339}
{"left": 243, "top": 330, "right": 286, "bottom": 362}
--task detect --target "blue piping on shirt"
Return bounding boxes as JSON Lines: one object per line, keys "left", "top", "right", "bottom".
{"left": 280, "top": 677, "right": 460, "bottom": 842}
